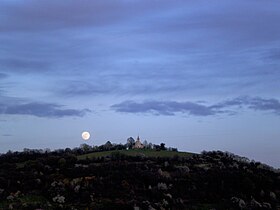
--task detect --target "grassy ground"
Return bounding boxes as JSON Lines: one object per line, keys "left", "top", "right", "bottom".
{"left": 77, "top": 149, "right": 194, "bottom": 160}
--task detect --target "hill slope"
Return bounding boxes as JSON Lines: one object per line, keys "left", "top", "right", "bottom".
{"left": 0, "top": 149, "right": 279, "bottom": 210}
{"left": 77, "top": 149, "right": 194, "bottom": 160}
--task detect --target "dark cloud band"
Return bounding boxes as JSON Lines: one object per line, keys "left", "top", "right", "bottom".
{"left": 0, "top": 98, "right": 91, "bottom": 118}
{"left": 111, "top": 96, "right": 280, "bottom": 117}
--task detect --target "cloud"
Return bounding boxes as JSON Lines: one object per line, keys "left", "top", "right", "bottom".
{"left": 56, "top": 68, "right": 257, "bottom": 98}
{"left": 212, "top": 96, "right": 280, "bottom": 114}
{"left": 263, "top": 48, "right": 280, "bottom": 61}
{"left": 0, "top": 0, "right": 173, "bottom": 32}
{"left": 111, "top": 96, "right": 280, "bottom": 117}
{"left": 240, "top": 96, "right": 280, "bottom": 114}
{"left": 3, "top": 102, "right": 90, "bottom": 118}
{"left": 58, "top": 80, "right": 116, "bottom": 97}
{"left": 0, "top": 58, "right": 50, "bottom": 73}
{"left": 0, "top": 95, "right": 91, "bottom": 118}
{"left": 0, "top": 0, "right": 279, "bottom": 101}
{"left": 0, "top": 73, "right": 8, "bottom": 79}
{"left": 2, "top": 134, "right": 12, "bottom": 137}
{"left": 111, "top": 100, "right": 218, "bottom": 116}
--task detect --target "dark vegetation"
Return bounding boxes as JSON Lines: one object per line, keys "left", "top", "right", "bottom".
{"left": 0, "top": 141, "right": 279, "bottom": 210}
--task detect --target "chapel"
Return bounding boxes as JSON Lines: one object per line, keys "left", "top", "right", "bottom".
{"left": 133, "top": 135, "right": 144, "bottom": 149}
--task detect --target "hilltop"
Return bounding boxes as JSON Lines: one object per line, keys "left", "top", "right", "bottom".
{"left": 77, "top": 149, "right": 194, "bottom": 160}
{"left": 0, "top": 147, "right": 279, "bottom": 210}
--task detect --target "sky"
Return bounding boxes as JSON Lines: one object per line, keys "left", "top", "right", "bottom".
{"left": 0, "top": 0, "right": 280, "bottom": 167}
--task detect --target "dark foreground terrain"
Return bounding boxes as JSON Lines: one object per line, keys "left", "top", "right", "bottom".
{"left": 0, "top": 149, "right": 279, "bottom": 210}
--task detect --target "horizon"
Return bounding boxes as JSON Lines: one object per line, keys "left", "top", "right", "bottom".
{"left": 1, "top": 0, "right": 280, "bottom": 168}
{"left": 1, "top": 134, "right": 278, "bottom": 169}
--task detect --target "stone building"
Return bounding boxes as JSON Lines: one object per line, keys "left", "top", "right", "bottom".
{"left": 133, "top": 135, "right": 144, "bottom": 149}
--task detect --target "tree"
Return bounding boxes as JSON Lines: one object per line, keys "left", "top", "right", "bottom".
{"left": 143, "top": 140, "right": 148, "bottom": 148}
{"left": 147, "top": 143, "right": 153, "bottom": 149}
{"left": 126, "top": 137, "right": 135, "bottom": 149}
{"left": 80, "top": 144, "right": 92, "bottom": 153}
{"left": 160, "top": 143, "right": 166, "bottom": 150}
{"left": 154, "top": 144, "right": 161, "bottom": 151}
{"left": 104, "top": 141, "right": 113, "bottom": 150}
{"left": 64, "top": 148, "right": 72, "bottom": 154}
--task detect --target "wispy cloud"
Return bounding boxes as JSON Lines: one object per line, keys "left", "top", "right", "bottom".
{"left": 2, "top": 102, "right": 90, "bottom": 118}
{"left": 57, "top": 80, "right": 117, "bottom": 97}
{"left": 0, "top": 0, "right": 173, "bottom": 32}
{"left": 0, "top": 58, "right": 50, "bottom": 74}
{"left": 263, "top": 48, "right": 280, "bottom": 61}
{"left": 2, "top": 134, "right": 12, "bottom": 137}
{"left": 111, "top": 100, "right": 217, "bottom": 116}
{"left": 230, "top": 96, "right": 280, "bottom": 114}
{"left": 111, "top": 96, "right": 280, "bottom": 117}
{"left": 212, "top": 96, "right": 280, "bottom": 114}
{"left": 0, "top": 73, "right": 8, "bottom": 79}
{"left": 0, "top": 95, "right": 91, "bottom": 118}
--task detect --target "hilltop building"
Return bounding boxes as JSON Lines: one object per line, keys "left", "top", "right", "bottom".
{"left": 133, "top": 135, "right": 144, "bottom": 149}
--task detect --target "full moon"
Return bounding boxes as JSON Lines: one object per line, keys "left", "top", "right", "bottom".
{"left": 82, "top": 131, "right": 90, "bottom": 140}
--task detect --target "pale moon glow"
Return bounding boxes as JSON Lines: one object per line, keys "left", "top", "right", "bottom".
{"left": 82, "top": 131, "right": 90, "bottom": 140}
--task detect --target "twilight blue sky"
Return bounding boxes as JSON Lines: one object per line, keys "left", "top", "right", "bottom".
{"left": 0, "top": 0, "right": 280, "bottom": 167}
